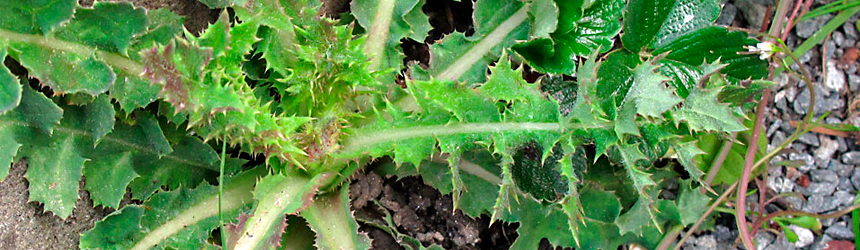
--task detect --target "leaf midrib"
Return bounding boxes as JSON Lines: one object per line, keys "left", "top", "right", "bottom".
{"left": 0, "top": 119, "right": 210, "bottom": 168}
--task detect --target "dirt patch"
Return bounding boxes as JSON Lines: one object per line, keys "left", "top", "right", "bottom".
{"left": 350, "top": 171, "right": 519, "bottom": 249}
{"left": 0, "top": 160, "right": 112, "bottom": 250}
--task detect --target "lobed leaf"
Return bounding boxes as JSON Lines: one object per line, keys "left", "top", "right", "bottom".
{"left": 674, "top": 87, "right": 746, "bottom": 132}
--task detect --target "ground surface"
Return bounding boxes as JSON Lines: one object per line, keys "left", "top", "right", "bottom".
{"left": 2, "top": 0, "right": 859, "bottom": 250}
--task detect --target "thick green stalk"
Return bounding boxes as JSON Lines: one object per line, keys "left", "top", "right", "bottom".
{"left": 338, "top": 121, "right": 612, "bottom": 156}
{"left": 129, "top": 169, "right": 261, "bottom": 250}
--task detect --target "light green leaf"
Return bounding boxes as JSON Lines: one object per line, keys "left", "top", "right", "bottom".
{"left": 674, "top": 141, "right": 706, "bottom": 181}
{"left": 353, "top": 0, "right": 431, "bottom": 79}
{"left": 54, "top": 1, "right": 148, "bottom": 54}
{"left": 622, "top": 0, "right": 720, "bottom": 51}
{"left": 677, "top": 180, "right": 710, "bottom": 225}
{"left": 302, "top": 185, "right": 372, "bottom": 250}
{"left": 0, "top": 47, "right": 21, "bottom": 114}
{"left": 624, "top": 60, "right": 681, "bottom": 118}
{"left": 615, "top": 103, "right": 640, "bottom": 138}
{"left": 0, "top": 0, "right": 76, "bottom": 34}
{"left": 13, "top": 43, "right": 116, "bottom": 96}
{"left": 83, "top": 151, "right": 137, "bottom": 208}
{"left": 25, "top": 133, "right": 87, "bottom": 219}
{"left": 675, "top": 88, "right": 746, "bottom": 132}
{"left": 528, "top": 0, "right": 558, "bottom": 39}
{"left": 230, "top": 171, "right": 333, "bottom": 250}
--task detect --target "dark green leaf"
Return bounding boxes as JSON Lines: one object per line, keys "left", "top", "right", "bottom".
{"left": 596, "top": 50, "right": 640, "bottom": 114}
{"left": 18, "top": 85, "right": 62, "bottom": 134}
{"left": 84, "top": 151, "right": 137, "bottom": 208}
{"left": 654, "top": 27, "right": 768, "bottom": 81}
{"left": 55, "top": 2, "right": 148, "bottom": 54}
{"left": 0, "top": 47, "right": 21, "bottom": 114}
{"left": 25, "top": 133, "right": 87, "bottom": 219}
{"left": 0, "top": 0, "right": 76, "bottom": 34}
{"left": 622, "top": 0, "right": 720, "bottom": 51}
{"left": 513, "top": 0, "right": 623, "bottom": 74}
{"left": 13, "top": 43, "right": 116, "bottom": 96}
{"left": 83, "top": 94, "right": 115, "bottom": 146}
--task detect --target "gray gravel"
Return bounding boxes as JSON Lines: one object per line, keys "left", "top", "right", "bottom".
{"left": 694, "top": 1, "right": 860, "bottom": 250}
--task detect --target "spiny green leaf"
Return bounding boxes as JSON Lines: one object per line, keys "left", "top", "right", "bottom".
{"left": 54, "top": 1, "right": 148, "bottom": 55}
{"left": 0, "top": 47, "right": 21, "bottom": 114}
{"left": 624, "top": 60, "right": 682, "bottom": 118}
{"left": 499, "top": 193, "right": 577, "bottom": 250}
{"left": 622, "top": 0, "right": 720, "bottom": 51}
{"left": 513, "top": 0, "right": 623, "bottom": 74}
{"left": 12, "top": 43, "right": 116, "bottom": 95}
{"left": 615, "top": 103, "right": 640, "bottom": 138}
{"left": 25, "top": 133, "right": 87, "bottom": 219}
{"left": 616, "top": 143, "right": 655, "bottom": 195}
{"left": 674, "top": 141, "right": 706, "bottom": 181}
{"left": 127, "top": 8, "right": 185, "bottom": 61}
{"left": 127, "top": 136, "right": 218, "bottom": 200}
{"left": 674, "top": 87, "right": 746, "bottom": 132}
{"left": 83, "top": 94, "right": 115, "bottom": 147}
{"left": 0, "top": 0, "right": 76, "bottom": 34}
{"left": 302, "top": 185, "right": 372, "bottom": 250}
{"left": 83, "top": 151, "right": 137, "bottom": 208}
{"left": 80, "top": 168, "right": 263, "bottom": 250}
{"left": 614, "top": 195, "right": 653, "bottom": 236}
{"left": 411, "top": 0, "right": 530, "bottom": 84}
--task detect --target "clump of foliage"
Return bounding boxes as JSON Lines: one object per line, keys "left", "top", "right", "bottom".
{"left": 0, "top": 0, "right": 770, "bottom": 249}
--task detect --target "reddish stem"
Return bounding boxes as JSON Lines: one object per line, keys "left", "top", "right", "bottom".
{"left": 736, "top": 88, "right": 772, "bottom": 250}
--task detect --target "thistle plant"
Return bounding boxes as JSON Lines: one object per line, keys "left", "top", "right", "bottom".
{"left": 0, "top": 0, "right": 771, "bottom": 249}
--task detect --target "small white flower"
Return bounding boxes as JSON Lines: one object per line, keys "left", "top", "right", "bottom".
{"left": 746, "top": 41, "right": 776, "bottom": 60}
